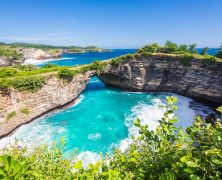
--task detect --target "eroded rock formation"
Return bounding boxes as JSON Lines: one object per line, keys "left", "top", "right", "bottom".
{"left": 99, "top": 54, "right": 222, "bottom": 104}
{"left": 0, "top": 71, "right": 94, "bottom": 138}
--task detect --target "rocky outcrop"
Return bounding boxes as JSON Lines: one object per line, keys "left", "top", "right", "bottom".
{"left": 0, "top": 56, "right": 15, "bottom": 66}
{"left": 0, "top": 71, "right": 95, "bottom": 138}
{"left": 99, "top": 54, "right": 222, "bottom": 104}
{"left": 17, "top": 48, "right": 62, "bottom": 60}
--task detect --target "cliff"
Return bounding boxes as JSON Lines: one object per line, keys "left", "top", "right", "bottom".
{"left": 99, "top": 54, "right": 222, "bottom": 104}
{"left": 0, "top": 71, "right": 94, "bottom": 138}
{"left": 17, "top": 48, "right": 62, "bottom": 60}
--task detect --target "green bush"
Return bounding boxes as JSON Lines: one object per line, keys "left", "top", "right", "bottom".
{"left": 12, "top": 76, "right": 45, "bottom": 92}
{"left": 6, "top": 111, "right": 16, "bottom": 120}
{"left": 0, "top": 46, "right": 23, "bottom": 60}
{"left": 110, "top": 57, "right": 123, "bottom": 65}
{"left": 20, "top": 108, "right": 30, "bottom": 115}
{"left": 1, "top": 97, "right": 222, "bottom": 179}
{"left": 0, "top": 67, "right": 18, "bottom": 78}
{"left": 41, "top": 63, "right": 58, "bottom": 68}
{"left": 180, "top": 54, "right": 193, "bottom": 66}
{"left": 13, "top": 64, "right": 37, "bottom": 71}
{"left": 58, "top": 68, "right": 75, "bottom": 79}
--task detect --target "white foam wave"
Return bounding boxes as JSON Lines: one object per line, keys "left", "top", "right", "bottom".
{"left": 119, "top": 94, "right": 196, "bottom": 152}
{"left": 76, "top": 151, "right": 102, "bottom": 168}
{"left": 88, "top": 133, "right": 101, "bottom": 140}
{"left": 23, "top": 57, "right": 74, "bottom": 65}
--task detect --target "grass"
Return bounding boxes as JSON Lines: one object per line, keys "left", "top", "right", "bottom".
{"left": 6, "top": 111, "right": 16, "bottom": 121}
{"left": 21, "top": 108, "right": 30, "bottom": 115}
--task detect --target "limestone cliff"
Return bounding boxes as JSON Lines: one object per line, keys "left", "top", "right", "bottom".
{"left": 17, "top": 48, "right": 62, "bottom": 60}
{"left": 99, "top": 54, "right": 222, "bottom": 104}
{"left": 0, "top": 71, "right": 94, "bottom": 138}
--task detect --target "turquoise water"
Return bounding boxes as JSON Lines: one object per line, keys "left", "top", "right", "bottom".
{"left": 1, "top": 77, "right": 214, "bottom": 159}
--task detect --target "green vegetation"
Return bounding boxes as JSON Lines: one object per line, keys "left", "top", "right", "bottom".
{"left": 137, "top": 41, "right": 199, "bottom": 55}
{"left": 58, "top": 68, "right": 76, "bottom": 80}
{"left": 0, "top": 76, "right": 45, "bottom": 92}
{"left": 216, "top": 45, "right": 222, "bottom": 58}
{"left": 1, "top": 97, "right": 222, "bottom": 179}
{"left": 6, "top": 111, "right": 16, "bottom": 121}
{"left": 0, "top": 46, "right": 24, "bottom": 60}
{"left": 136, "top": 41, "right": 221, "bottom": 65}
{"left": 0, "top": 60, "right": 107, "bottom": 92}
{"left": 12, "top": 76, "right": 46, "bottom": 92}
{"left": 20, "top": 108, "right": 30, "bottom": 115}
{"left": 201, "top": 47, "right": 209, "bottom": 55}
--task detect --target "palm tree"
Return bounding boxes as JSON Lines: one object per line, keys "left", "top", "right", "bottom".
{"left": 201, "top": 47, "right": 209, "bottom": 55}
{"left": 216, "top": 45, "right": 222, "bottom": 58}
{"left": 189, "top": 44, "right": 197, "bottom": 54}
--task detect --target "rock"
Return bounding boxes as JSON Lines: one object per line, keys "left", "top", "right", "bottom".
{"left": 0, "top": 56, "right": 14, "bottom": 66}
{"left": 17, "top": 48, "right": 62, "bottom": 60}
{"left": 205, "top": 113, "right": 216, "bottom": 126}
{"left": 99, "top": 54, "right": 222, "bottom": 104}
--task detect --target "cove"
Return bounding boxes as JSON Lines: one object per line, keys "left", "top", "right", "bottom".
{"left": 1, "top": 76, "right": 215, "bottom": 164}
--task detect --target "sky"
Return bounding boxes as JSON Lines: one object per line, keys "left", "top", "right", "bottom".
{"left": 0, "top": 0, "right": 222, "bottom": 48}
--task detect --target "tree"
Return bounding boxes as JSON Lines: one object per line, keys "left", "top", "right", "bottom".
{"left": 189, "top": 44, "right": 197, "bottom": 54}
{"left": 164, "top": 41, "right": 178, "bottom": 53}
{"left": 201, "top": 47, "right": 209, "bottom": 55}
{"left": 178, "top": 44, "right": 189, "bottom": 53}
{"left": 216, "top": 45, "right": 222, "bottom": 58}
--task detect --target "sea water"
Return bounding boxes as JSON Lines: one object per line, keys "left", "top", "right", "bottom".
{"left": 0, "top": 77, "right": 215, "bottom": 165}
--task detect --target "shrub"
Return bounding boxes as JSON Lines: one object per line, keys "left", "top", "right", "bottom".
{"left": 202, "top": 55, "right": 217, "bottom": 65}
{"left": 14, "top": 64, "right": 37, "bottom": 71}
{"left": 41, "top": 63, "right": 58, "bottom": 68}
{"left": 6, "top": 111, "right": 16, "bottom": 120}
{"left": 164, "top": 41, "right": 178, "bottom": 53}
{"left": 89, "top": 60, "right": 106, "bottom": 71}
{"left": 21, "top": 108, "right": 30, "bottom": 115}
{"left": 12, "top": 76, "right": 45, "bottom": 92}
{"left": 137, "top": 43, "right": 161, "bottom": 53}
{"left": 180, "top": 54, "right": 193, "bottom": 66}
{"left": 0, "top": 46, "right": 24, "bottom": 60}
{"left": 178, "top": 44, "right": 189, "bottom": 52}
{"left": 0, "top": 67, "right": 17, "bottom": 78}
{"left": 110, "top": 57, "right": 123, "bottom": 65}
{"left": 58, "top": 68, "right": 75, "bottom": 79}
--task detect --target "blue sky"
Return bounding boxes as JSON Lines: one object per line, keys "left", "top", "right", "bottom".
{"left": 0, "top": 0, "right": 221, "bottom": 48}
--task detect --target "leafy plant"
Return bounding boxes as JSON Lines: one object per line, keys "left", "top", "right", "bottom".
{"left": 12, "top": 76, "right": 45, "bottom": 92}
{"left": 21, "top": 108, "right": 30, "bottom": 115}
{"left": 58, "top": 68, "right": 75, "bottom": 79}
{"left": 0, "top": 67, "right": 18, "bottom": 78}
{"left": 6, "top": 111, "right": 16, "bottom": 120}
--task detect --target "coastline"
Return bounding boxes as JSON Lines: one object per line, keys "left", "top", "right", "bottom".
{"left": 0, "top": 94, "right": 81, "bottom": 139}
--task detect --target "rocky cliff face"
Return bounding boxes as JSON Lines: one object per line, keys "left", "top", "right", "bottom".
{"left": 99, "top": 54, "right": 222, "bottom": 104}
{"left": 17, "top": 48, "right": 62, "bottom": 60}
{"left": 0, "top": 71, "right": 94, "bottom": 138}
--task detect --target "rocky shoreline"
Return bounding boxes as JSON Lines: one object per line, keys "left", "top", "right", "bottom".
{"left": 0, "top": 71, "right": 95, "bottom": 138}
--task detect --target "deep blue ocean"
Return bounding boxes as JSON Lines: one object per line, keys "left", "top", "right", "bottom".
{"left": 35, "top": 48, "right": 218, "bottom": 67}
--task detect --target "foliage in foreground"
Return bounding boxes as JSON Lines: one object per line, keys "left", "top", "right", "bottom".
{"left": 0, "top": 97, "right": 222, "bottom": 179}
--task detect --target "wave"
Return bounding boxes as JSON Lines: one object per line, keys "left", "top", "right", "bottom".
{"left": 23, "top": 57, "right": 74, "bottom": 65}
{"left": 76, "top": 151, "right": 102, "bottom": 168}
